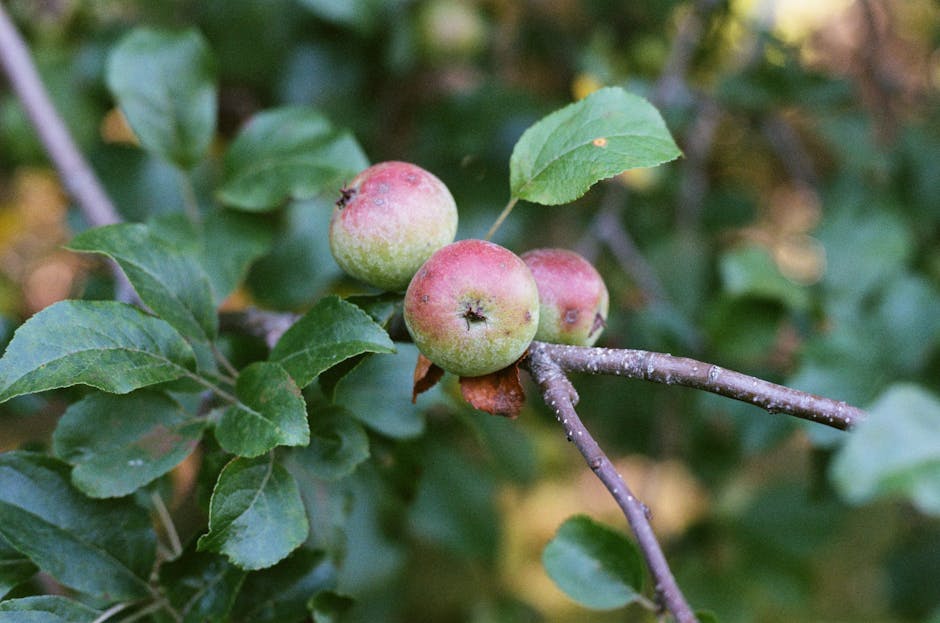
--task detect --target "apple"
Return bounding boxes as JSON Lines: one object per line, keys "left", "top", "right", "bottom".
{"left": 521, "top": 248, "right": 609, "bottom": 346}
{"left": 404, "top": 239, "right": 539, "bottom": 377}
{"left": 329, "top": 161, "right": 458, "bottom": 292}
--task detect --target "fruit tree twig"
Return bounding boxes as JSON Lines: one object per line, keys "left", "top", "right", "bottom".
{"left": 523, "top": 346, "right": 698, "bottom": 622}
{"left": 530, "top": 342, "right": 865, "bottom": 430}
{"left": 0, "top": 5, "right": 121, "bottom": 227}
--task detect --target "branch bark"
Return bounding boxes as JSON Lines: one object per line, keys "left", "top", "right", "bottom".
{"left": 530, "top": 341, "right": 865, "bottom": 430}
{"left": 524, "top": 346, "right": 698, "bottom": 622}
{"left": 0, "top": 5, "right": 121, "bottom": 227}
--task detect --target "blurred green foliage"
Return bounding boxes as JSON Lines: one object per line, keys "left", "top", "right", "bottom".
{"left": 1, "top": 0, "right": 938, "bottom": 621}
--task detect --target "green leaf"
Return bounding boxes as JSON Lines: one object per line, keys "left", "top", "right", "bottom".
{"left": 270, "top": 296, "right": 394, "bottom": 388}
{"left": 542, "top": 515, "right": 644, "bottom": 610}
{"left": 0, "top": 596, "right": 100, "bottom": 623}
{"left": 408, "top": 447, "right": 498, "bottom": 562}
{"left": 69, "top": 223, "right": 218, "bottom": 341}
{"left": 197, "top": 455, "right": 309, "bottom": 570}
{"left": 297, "top": 0, "right": 381, "bottom": 33}
{"left": 148, "top": 211, "right": 274, "bottom": 307}
{"left": 0, "top": 536, "right": 37, "bottom": 598}
{"left": 509, "top": 87, "right": 680, "bottom": 205}
{"left": 719, "top": 245, "right": 810, "bottom": 311}
{"left": 309, "top": 590, "right": 355, "bottom": 623}
{"left": 333, "top": 344, "right": 426, "bottom": 439}
{"left": 233, "top": 548, "right": 336, "bottom": 623}
{"left": 216, "top": 362, "right": 309, "bottom": 458}
{"left": 106, "top": 27, "right": 216, "bottom": 169}
{"left": 830, "top": 384, "right": 940, "bottom": 515}
{"left": 160, "top": 544, "right": 246, "bottom": 623}
{"left": 0, "top": 301, "right": 196, "bottom": 404}
{"left": 52, "top": 390, "right": 204, "bottom": 498}
{"left": 0, "top": 452, "right": 155, "bottom": 600}
{"left": 290, "top": 406, "right": 369, "bottom": 481}
{"left": 216, "top": 106, "right": 369, "bottom": 211}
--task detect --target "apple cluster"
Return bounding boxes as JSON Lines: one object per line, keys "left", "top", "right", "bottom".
{"left": 329, "top": 161, "right": 610, "bottom": 377}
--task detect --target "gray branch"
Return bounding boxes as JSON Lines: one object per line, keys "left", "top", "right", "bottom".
{"left": 524, "top": 346, "right": 698, "bottom": 622}
{"left": 530, "top": 341, "right": 865, "bottom": 430}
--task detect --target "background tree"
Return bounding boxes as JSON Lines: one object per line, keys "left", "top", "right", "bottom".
{"left": 0, "top": 1, "right": 938, "bottom": 622}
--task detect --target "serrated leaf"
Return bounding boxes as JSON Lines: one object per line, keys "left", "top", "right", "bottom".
{"left": 197, "top": 455, "right": 309, "bottom": 570}
{"left": 0, "top": 300, "right": 196, "bottom": 404}
{"left": 0, "top": 452, "right": 155, "bottom": 600}
{"left": 289, "top": 406, "right": 369, "bottom": 481}
{"left": 106, "top": 27, "right": 216, "bottom": 169}
{"left": 69, "top": 223, "right": 218, "bottom": 341}
{"left": 52, "top": 390, "right": 204, "bottom": 498}
{"left": 509, "top": 87, "right": 680, "bottom": 205}
{"left": 270, "top": 296, "right": 394, "bottom": 388}
{"left": 831, "top": 384, "right": 940, "bottom": 515}
{"left": 217, "top": 107, "right": 369, "bottom": 211}
{"left": 333, "top": 344, "right": 426, "bottom": 439}
{"left": 216, "top": 362, "right": 309, "bottom": 458}
{"left": 0, "top": 596, "right": 100, "bottom": 623}
{"left": 542, "top": 515, "right": 644, "bottom": 610}
{"left": 160, "top": 544, "right": 246, "bottom": 623}
{"left": 0, "top": 536, "right": 37, "bottom": 598}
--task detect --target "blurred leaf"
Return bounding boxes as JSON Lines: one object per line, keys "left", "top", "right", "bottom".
{"left": 873, "top": 276, "right": 940, "bottom": 373}
{"left": 719, "top": 245, "right": 809, "bottom": 311}
{"left": 542, "top": 515, "right": 644, "bottom": 610}
{"left": 216, "top": 362, "right": 309, "bottom": 458}
{"left": 0, "top": 301, "right": 196, "bottom": 404}
{"left": 160, "top": 544, "right": 246, "bottom": 623}
{"left": 817, "top": 198, "right": 912, "bottom": 304}
{"left": 0, "top": 596, "right": 100, "bottom": 623}
{"left": 509, "top": 87, "right": 680, "bottom": 205}
{"left": 0, "top": 536, "right": 37, "bottom": 598}
{"left": 408, "top": 447, "right": 498, "bottom": 562}
{"left": 106, "top": 28, "right": 217, "bottom": 169}
{"left": 52, "top": 390, "right": 204, "bottom": 498}
{"left": 150, "top": 211, "right": 274, "bottom": 306}
{"left": 198, "top": 454, "right": 309, "bottom": 570}
{"left": 69, "top": 223, "right": 218, "bottom": 341}
{"left": 246, "top": 198, "right": 341, "bottom": 308}
{"left": 831, "top": 384, "right": 940, "bottom": 515}
{"left": 297, "top": 0, "right": 381, "bottom": 33}
{"left": 270, "top": 296, "right": 395, "bottom": 389}
{"left": 309, "top": 590, "right": 355, "bottom": 623}
{"left": 289, "top": 405, "right": 369, "bottom": 481}
{"left": 333, "top": 345, "right": 426, "bottom": 439}
{"left": 0, "top": 452, "right": 155, "bottom": 600}
{"left": 217, "top": 107, "right": 369, "bottom": 211}
{"left": 233, "top": 548, "right": 336, "bottom": 623}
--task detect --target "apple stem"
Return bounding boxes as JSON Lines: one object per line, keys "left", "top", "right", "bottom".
{"left": 484, "top": 196, "right": 519, "bottom": 241}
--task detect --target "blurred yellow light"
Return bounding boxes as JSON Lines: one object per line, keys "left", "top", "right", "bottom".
{"left": 571, "top": 73, "right": 603, "bottom": 101}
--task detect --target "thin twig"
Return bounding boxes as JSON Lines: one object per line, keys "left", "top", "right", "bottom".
{"left": 150, "top": 491, "right": 182, "bottom": 559}
{"left": 531, "top": 342, "right": 865, "bottom": 430}
{"left": 524, "top": 347, "right": 698, "bottom": 623}
{"left": 219, "top": 308, "right": 298, "bottom": 349}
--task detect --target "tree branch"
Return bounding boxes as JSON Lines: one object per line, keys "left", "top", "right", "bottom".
{"left": 530, "top": 342, "right": 865, "bottom": 430}
{"left": 523, "top": 346, "right": 698, "bottom": 622}
{"left": 0, "top": 5, "right": 121, "bottom": 227}
{"left": 0, "top": 5, "right": 138, "bottom": 303}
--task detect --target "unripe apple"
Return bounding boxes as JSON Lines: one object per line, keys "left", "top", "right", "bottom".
{"left": 521, "top": 248, "right": 609, "bottom": 346}
{"left": 404, "top": 239, "right": 540, "bottom": 377}
{"left": 329, "top": 161, "right": 458, "bottom": 292}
